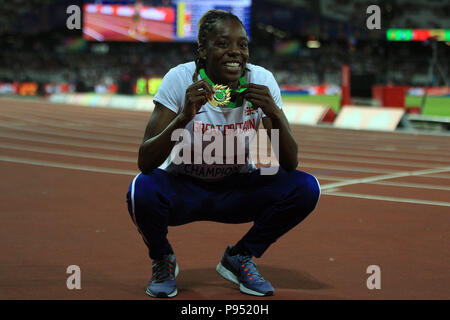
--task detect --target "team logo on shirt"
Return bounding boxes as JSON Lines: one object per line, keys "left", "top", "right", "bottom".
{"left": 244, "top": 106, "right": 258, "bottom": 116}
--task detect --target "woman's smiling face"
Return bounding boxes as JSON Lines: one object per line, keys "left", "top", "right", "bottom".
{"left": 199, "top": 18, "right": 249, "bottom": 87}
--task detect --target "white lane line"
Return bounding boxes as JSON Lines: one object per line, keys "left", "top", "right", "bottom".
{"left": 5, "top": 142, "right": 449, "bottom": 190}
{"left": 1, "top": 155, "right": 448, "bottom": 207}
{"left": 2, "top": 120, "right": 448, "bottom": 173}
{"left": 370, "top": 180, "right": 450, "bottom": 191}
{"left": 1, "top": 111, "right": 144, "bottom": 132}
{"left": 301, "top": 163, "right": 395, "bottom": 174}
{"left": 0, "top": 117, "right": 442, "bottom": 160}
{"left": 6, "top": 108, "right": 450, "bottom": 163}
{"left": 300, "top": 153, "right": 447, "bottom": 169}
{"left": 2, "top": 115, "right": 446, "bottom": 169}
{"left": 315, "top": 175, "right": 345, "bottom": 182}
{"left": 0, "top": 137, "right": 394, "bottom": 175}
{"left": 321, "top": 167, "right": 450, "bottom": 190}
{"left": 0, "top": 156, "right": 138, "bottom": 176}
{"left": 3, "top": 101, "right": 448, "bottom": 161}
{"left": 300, "top": 146, "right": 450, "bottom": 163}
{"left": 3, "top": 108, "right": 446, "bottom": 147}
{"left": 0, "top": 132, "right": 137, "bottom": 152}
{"left": 3, "top": 110, "right": 450, "bottom": 164}
{"left": 322, "top": 191, "right": 450, "bottom": 207}
{"left": 0, "top": 115, "right": 144, "bottom": 132}
{"left": 300, "top": 132, "right": 450, "bottom": 145}
{"left": 0, "top": 97, "right": 148, "bottom": 120}
{"left": 422, "top": 174, "right": 450, "bottom": 179}
{"left": 0, "top": 130, "right": 439, "bottom": 176}
{"left": 0, "top": 114, "right": 143, "bottom": 138}
{"left": 293, "top": 123, "right": 450, "bottom": 139}
{"left": 9, "top": 96, "right": 449, "bottom": 142}
{"left": 296, "top": 127, "right": 450, "bottom": 145}
{"left": 303, "top": 140, "right": 450, "bottom": 157}
{"left": 2, "top": 127, "right": 450, "bottom": 180}
{"left": 316, "top": 175, "right": 450, "bottom": 191}
{"left": 0, "top": 142, "right": 136, "bottom": 162}
{"left": 3, "top": 97, "right": 450, "bottom": 148}
{"left": 0, "top": 121, "right": 138, "bottom": 144}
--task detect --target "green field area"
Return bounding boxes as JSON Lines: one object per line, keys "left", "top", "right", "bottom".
{"left": 281, "top": 94, "right": 450, "bottom": 117}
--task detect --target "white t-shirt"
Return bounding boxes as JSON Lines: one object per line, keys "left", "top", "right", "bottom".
{"left": 153, "top": 61, "right": 283, "bottom": 180}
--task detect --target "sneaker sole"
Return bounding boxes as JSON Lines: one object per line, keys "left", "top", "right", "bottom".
{"left": 146, "top": 263, "right": 179, "bottom": 298}
{"left": 146, "top": 288, "right": 178, "bottom": 298}
{"left": 216, "top": 262, "right": 273, "bottom": 297}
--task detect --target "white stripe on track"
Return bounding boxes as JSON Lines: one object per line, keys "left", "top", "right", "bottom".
{"left": 0, "top": 155, "right": 138, "bottom": 176}
{"left": 0, "top": 132, "right": 401, "bottom": 175}
{"left": 2, "top": 128, "right": 450, "bottom": 180}
{"left": 3, "top": 106, "right": 447, "bottom": 145}
{"left": 0, "top": 112, "right": 144, "bottom": 137}
{"left": 321, "top": 166, "right": 450, "bottom": 190}
{"left": 3, "top": 99, "right": 450, "bottom": 162}
{"left": 292, "top": 122, "right": 450, "bottom": 138}
{"left": 301, "top": 147, "right": 450, "bottom": 164}
{"left": 2, "top": 121, "right": 446, "bottom": 169}
{"left": 0, "top": 97, "right": 148, "bottom": 119}
{"left": 0, "top": 120, "right": 137, "bottom": 144}
{"left": 0, "top": 138, "right": 396, "bottom": 175}
{"left": 0, "top": 131, "right": 137, "bottom": 152}
{"left": 322, "top": 191, "right": 450, "bottom": 207}
{"left": 370, "top": 180, "right": 450, "bottom": 191}
{"left": 2, "top": 111, "right": 450, "bottom": 163}
{"left": 4, "top": 118, "right": 447, "bottom": 159}
{"left": 3, "top": 141, "right": 449, "bottom": 190}
{"left": 1, "top": 155, "right": 448, "bottom": 207}
{"left": 4, "top": 113, "right": 449, "bottom": 163}
{"left": 0, "top": 142, "right": 136, "bottom": 162}
{"left": 3, "top": 97, "right": 450, "bottom": 148}
{"left": 316, "top": 175, "right": 450, "bottom": 191}
{"left": 299, "top": 153, "right": 448, "bottom": 169}
{"left": 2, "top": 118, "right": 448, "bottom": 172}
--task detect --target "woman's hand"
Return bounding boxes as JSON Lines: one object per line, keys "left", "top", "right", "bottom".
{"left": 241, "top": 83, "right": 281, "bottom": 120}
{"left": 181, "top": 79, "right": 214, "bottom": 121}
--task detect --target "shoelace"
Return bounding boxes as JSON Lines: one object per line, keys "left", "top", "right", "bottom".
{"left": 239, "top": 255, "right": 265, "bottom": 282}
{"left": 151, "top": 257, "right": 175, "bottom": 282}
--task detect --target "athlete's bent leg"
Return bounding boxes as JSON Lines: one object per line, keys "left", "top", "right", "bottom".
{"left": 239, "top": 169, "right": 321, "bottom": 258}
{"left": 126, "top": 170, "right": 175, "bottom": 261}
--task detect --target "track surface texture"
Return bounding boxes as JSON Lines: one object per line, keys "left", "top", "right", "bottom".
{"left": 0, "top": 97, "right": 449, "bottom": 300}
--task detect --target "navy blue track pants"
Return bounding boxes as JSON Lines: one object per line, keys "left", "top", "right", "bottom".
{"left": 126, "top": 167, "right": 321, "bottom": 260}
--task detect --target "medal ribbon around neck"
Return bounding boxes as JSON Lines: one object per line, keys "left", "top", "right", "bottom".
{"left": 199, "top": 68, "right": 254, "bottom": 109}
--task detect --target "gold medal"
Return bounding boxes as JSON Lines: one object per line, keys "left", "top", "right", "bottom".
{"left": 209, "top": 84, "right": 231, "bottom": 107}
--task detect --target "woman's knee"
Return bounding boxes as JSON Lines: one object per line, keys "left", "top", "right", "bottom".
{"left": 291, "top": 170, "right": 321, "bottom": 211}
{"left": 127, "top": 172, "right": 171, "bottom": 216}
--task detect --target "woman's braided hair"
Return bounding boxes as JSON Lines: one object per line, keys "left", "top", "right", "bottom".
{"left": 192, "top": 10, "right": 249, "bottom": 82}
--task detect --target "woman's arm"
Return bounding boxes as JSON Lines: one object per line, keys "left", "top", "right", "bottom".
{"left": 262, "top": 114, "right": 298, "bottom": 171}
{"left": 138, "top": 102, "right": 190, "bottom": 174}
{"left": 242, "top": 83, "right": 298, "bottom": 171}
{"left": 138, "top": 80, "right": 213, "bottom": 174}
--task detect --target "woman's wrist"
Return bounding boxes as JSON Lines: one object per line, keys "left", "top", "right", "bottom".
{"left": 175, "top": 112, "right": 192, "bottom": 128}
{"left": 266, "top": 107, "right": 283, "bottom": 122}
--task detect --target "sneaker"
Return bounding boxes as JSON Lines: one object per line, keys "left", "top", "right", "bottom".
{"left": 146, "top": 253, "right": 179, "bottom": 298}
{"left": 216, "top": 245, "right": 274, "bottom": 296}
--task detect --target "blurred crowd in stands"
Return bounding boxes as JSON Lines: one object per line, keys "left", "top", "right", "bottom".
{"left": 0, "top": 0, "right": 448, "bottom": 94}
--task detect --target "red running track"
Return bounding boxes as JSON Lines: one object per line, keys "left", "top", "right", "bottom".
{"left": 0, "top": 97, "right": 449, "bottom": 300}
